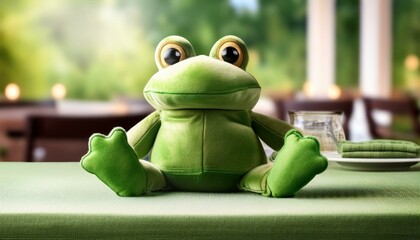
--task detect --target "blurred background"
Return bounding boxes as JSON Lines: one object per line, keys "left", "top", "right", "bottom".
{"left": 1, "top": 0, "right": 418, "bottom": 101}
{"left": 0, "top": 0, "right": 419, "bottom": 161}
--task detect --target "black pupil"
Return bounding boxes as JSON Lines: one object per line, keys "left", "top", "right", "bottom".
{"left": 221, "top": 47, "right": 239, "bottom": 64}
{"left": 164, "top": 48, "right": 181, "bottom": 65}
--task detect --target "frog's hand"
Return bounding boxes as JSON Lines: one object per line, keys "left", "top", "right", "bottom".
{"left": 127, "top": 110, "right": 161, "bottom": 159}
{"left": 265, "top": 130, "right": 328, "bottom": 197}
{"left": 250, "top": 111, "right": 295, "bottom": 151}
{"left": 81, "top": 127, "right": 147, "bottom": 197}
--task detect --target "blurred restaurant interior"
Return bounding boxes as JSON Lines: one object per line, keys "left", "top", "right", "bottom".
{"left": 0, "top": 0, "right": 419, "bottom": 162}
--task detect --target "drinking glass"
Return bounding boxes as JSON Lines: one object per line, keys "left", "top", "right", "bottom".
{"left": 288, "top": 111, "right": 346, "bottom": 153}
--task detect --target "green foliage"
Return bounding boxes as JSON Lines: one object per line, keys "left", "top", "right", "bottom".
{"left": 134, "top": 0, "right": 307, "bottom": 91}
{"left": 0, "top": 0, "right": 418, "bottom": 100}
{"left": 0, "top": 0, "right": 308, "bottom": 99}
{"left": 0, "top": 0, "right": 156, "bottom": 100}
{"left": 0, "top": 0, "right": 51, "bottom": 99}
{"left": 392, "top": 0, "right": 420, "bottom": 96}
{"left": 336, "top": 0, "right": 359, "bottom": 88}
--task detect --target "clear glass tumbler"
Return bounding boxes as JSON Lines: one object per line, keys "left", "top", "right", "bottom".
{"left": 288, "top": 111, "right": 346, "bottom": 153}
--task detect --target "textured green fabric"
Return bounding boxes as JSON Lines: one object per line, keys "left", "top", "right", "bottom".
{"left": 127, "top": 110, "right": 161, "bottom": 159}
{"left": 250, "top": 111, "right": 294, "bottom": 151}
{"left": 239, "top": 130, "right": 328, "bottom": 197}
{"left": 339, "top": 139, "right": 420, "bottom": 158}
{"left": 1, "top": 162, "right": 420, "bottom": 239}
{"left": 140, "top": 160, "right": 166, "bottom": 193}
{"left": 80, "top": 36, "right": 332, "bottom": 197}
{"left": 144, "top": 56, "right": 260, "bottom": 110}
{"left": 81, "top": 128, "right": 148, "bottom": 196}
{"left": 239, "top": 164, "right": 272, "bottom": 194}
{"left": 81, "top": 111, "right": 314, "bottom": 195}
{"left": 151, "top": 110, "right": 266, "bottom": 173}
{"left": 265, "top": 130, "right": 328, "bottom": 197}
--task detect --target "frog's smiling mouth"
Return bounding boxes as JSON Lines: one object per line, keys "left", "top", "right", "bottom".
{"left": 144, "top": 56, "right": 261, "bottom": 110}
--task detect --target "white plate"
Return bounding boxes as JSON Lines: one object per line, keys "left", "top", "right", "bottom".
{"left": 322, "top": 152, "right": 420, "bottom": 171}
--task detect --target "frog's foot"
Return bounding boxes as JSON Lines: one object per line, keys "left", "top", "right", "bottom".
{"left": 265, "top": 130, "right": 328, "bottom": 197}
{"left": 81, "top": 127, "right": 147, "bottom": 197}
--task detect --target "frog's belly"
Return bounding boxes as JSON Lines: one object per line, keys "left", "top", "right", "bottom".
{"left": 150, "top": 110, "right": 267, "bottom": 191}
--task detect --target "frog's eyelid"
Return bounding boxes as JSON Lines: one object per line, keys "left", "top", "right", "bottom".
{"left": 155, "top": 36, "right": 196, "bottom": 70}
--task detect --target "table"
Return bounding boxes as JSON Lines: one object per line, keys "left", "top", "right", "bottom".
{"left": 1, "top": 162, "right": 419, "bottom": 239}
{"left": 0, "top": 100, "right": 154, "bottom": 161}
{"left": 0, "top": 105, "right": 55, "bottom": 161}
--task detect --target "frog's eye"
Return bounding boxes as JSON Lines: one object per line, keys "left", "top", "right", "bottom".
{"left": 210, "top": 35, "right": 249, "bottom": 70}
{"left": 218, "top": 42, "right": 243, "bottom": 67}
{"left": 161, "top": 44, "right": 186, "bottom": 66}
{"left": 155, "top": 36, "right": 195, "bottom": 70}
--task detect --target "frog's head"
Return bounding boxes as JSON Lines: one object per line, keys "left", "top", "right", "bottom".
{"left": 144, "top": 36, "right": 261, "bottom": 110}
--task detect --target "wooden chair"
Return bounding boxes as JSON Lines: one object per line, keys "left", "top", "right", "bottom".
{"left": 24, "top": 112, "right": 151, "bottom": 162}
{"left": 363, "top": 96, "right": 420, "bottom": 142}
{"left": 275, "top": 98, "right": 354, "bottom": 139}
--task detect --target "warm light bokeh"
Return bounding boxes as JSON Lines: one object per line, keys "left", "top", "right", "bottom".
{"left": 303, "top": 81, "right": 341, "bottom": 99}
{"left": 404, "top": 54, "right": 419, "bottom": 70}
{"left": 51, "top": 83, "right": 67, "bottom": 100}
{"left": 327, "top": 84, "right": 342, "bottom": 99}
{"left": 302, "top": 81, "right": 314, "bottom": 97}
{"left": 4, "top": 83, "right": 20, "bottom": 101}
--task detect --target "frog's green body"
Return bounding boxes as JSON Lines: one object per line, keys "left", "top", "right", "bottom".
{"left": 81, "top": 36, "right": 328, "bottom": 197}
{"left": 147, "top": 109, "right": 266, "bottom": 191}
{"left": 137, "top": 53, "right": 268, "bottom": 192}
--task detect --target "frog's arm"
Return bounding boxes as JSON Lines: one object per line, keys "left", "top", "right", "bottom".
{"left": 127, "top": 110, "right": 161, "bottom": 159}
{"left": 250, "top": 111, "right": 295, "bottom": 151}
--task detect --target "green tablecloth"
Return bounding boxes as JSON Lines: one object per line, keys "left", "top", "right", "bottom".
{"left": 1, "top": 162, "right": 419, "bottom": 239}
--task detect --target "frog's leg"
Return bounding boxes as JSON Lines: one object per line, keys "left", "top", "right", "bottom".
{"left": 81, "top": 127, "right": 165, "bottom": 196}
{"left": 140, "top": 159, "right": 166, "bottom": 194}
{"left": 239, "top": 130, "right": 328, "bottom": 197}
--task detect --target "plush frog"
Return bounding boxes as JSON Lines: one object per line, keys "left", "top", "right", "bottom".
{"left": 81, "top": 36, "right": 327, "bottom": 197}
